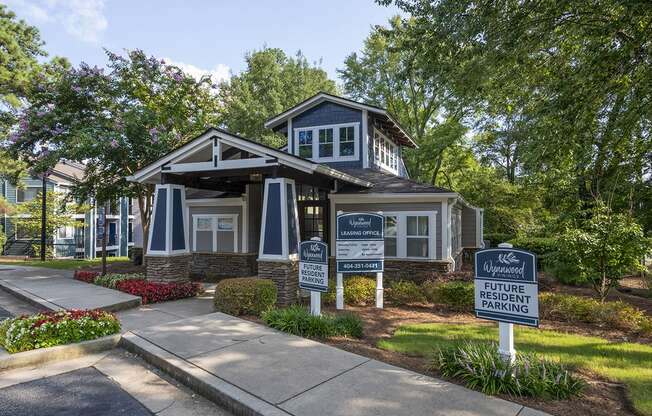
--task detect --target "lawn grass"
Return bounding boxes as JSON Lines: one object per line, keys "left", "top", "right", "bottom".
{"left": 0, "top": 256, "right": 129, "bottom": 270}
{"left": 378, "top": 323, "right": 652, "bottom": 415}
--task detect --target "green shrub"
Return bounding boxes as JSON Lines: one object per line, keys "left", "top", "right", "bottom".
{"left": 539, "top": 293, "right": 652, "bottom": 334}
{"left": 0, "top": 309, "right": 121, "bottom": 353}
{"left": 433, "top": 341, "right": 585, "bottom": 399}
{"left": 546, "top": 258, "right": 586, "bottom": 286}
{"left": 483, "top": 233, "right": 515, "bottom": 247}
{"left": 386, "top": 280, "right": 425, "bottom": 305}
{"left": 93, "top": 273, "right": 144, "bottom": 289}
{"left": 262, "top": 306, "right": 363, "bottom": 339}
{"left": 214, "top": 277, "right": 277, "bottom": 316}
{"left": 422, "top": 280, "right": 474, "bottom": 311}
{"left": 508, "top": 236, "right": 558, "bottom": 257}
{"left": 323, "top": 275, "right": 376, "bottom": 306}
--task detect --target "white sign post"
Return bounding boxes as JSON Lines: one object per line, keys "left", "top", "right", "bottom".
{"left": 474, "top": 242, "right": 539, "bottom": 364}
{"left": 335, "top": 212, "right": 385, "bottom": 310}
{"left": 299, "top": 238, "right": 329, "bottom": 317}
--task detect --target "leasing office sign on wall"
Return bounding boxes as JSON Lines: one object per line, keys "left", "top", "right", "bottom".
{"left": 474, "top": 248, "right": 539, "bottom": 327}
{"left": 336, "top": 213, "right": 384, "bottom": 273}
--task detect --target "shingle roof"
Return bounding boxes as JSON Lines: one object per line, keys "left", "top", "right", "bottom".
{"left": 335, "top": 168, "right": 453, "bottom": 194}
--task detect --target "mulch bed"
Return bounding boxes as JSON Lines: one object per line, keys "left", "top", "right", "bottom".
{"left": 319, "top": 304, "right": 642, "bottom": 416}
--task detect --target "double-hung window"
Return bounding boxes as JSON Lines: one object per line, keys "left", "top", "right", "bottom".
{"left": 339, "top": 126, "right": 355, "bottom": 156}
{"left": 406, "top": 215, "right": 429, "bottom": 257}
{"left": 382, "top": 212, "right": 436, "bottom": 259}
{"left": 318, "top": 128, "right": 333, "bottom": 158}
{"left": 16, "top": 187, "right": 40, "bottom": 203}
{"left": 294, "top": 123, "right": 358, "bottom": 161}
{"left": 298, "top": 130, "right": 313, "bottom": 158}
{"left": 193, "top": 214, "right": 238, "bottom": 253}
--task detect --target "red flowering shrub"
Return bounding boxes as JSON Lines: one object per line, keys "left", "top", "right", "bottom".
{"left": 74, "top": 270, "right": 99, "bottom": 283}
{"left": 115, "top": 279, "right": 201, "bottom": 304}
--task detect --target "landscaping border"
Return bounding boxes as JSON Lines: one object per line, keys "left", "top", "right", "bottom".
{"left": 0, "top": 333, "right": 121, "bottom": 372}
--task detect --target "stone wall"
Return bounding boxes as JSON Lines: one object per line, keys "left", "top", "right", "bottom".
{"left": 145, "top": 254, "right": 191, "bottom": 282}
{"left": 190, "top": 252, "right": 258, "bottom": 281}
{"left": 258, "top": 260, "right": 299, "bottom": 307}
{"left": 327, "top": 257, "right": 453, "bottom": 285}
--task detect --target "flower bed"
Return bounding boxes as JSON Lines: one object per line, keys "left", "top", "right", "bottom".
{"left": 0, "top": 309, "right": 120, "bottom": 353}
{"left": 73, "top": 270, "right": 99, "bottom": 283}
{"left": 115, "top": 279, "right": 201, "bottom": 304}
{"left": 74, "top": 270, "right": 201, "bottom": 304}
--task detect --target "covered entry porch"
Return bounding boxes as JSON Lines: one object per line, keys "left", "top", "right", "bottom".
{"left": 127, "top": 128, "right": 371, "bottom": 305}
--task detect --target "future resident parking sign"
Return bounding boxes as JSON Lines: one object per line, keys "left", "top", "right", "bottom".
{"left": 474, "top": 248, "right": 539, "bottom": 327}
{"left": 299, "top": 240, "right": 329, "bottom": 292}
{"left": 336, "top": 212, "right": 384, "bottom": 273}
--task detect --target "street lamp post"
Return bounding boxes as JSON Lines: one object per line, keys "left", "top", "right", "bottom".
{"left": 40, "top": 170, "right": 47, "bottom": 261}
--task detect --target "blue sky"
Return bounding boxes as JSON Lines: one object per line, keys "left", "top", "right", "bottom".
{"left": 6, "top": 0, "right": 401, "bottom": 83}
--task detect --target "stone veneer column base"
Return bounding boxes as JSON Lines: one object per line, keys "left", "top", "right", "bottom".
{"left": 145, "top": 254, "right": 192, "bottom": 282}
{"left": 190, "top": 253, "right": 258, "bottom": 281}
{"left": 257, "top": 259, "right": 299, "bottom": 307}
{"left": 328, "top": 257, "right": 453, "bottom": 284}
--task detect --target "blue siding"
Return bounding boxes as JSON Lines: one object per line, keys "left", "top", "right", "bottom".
{"left": 150, "top": 189, "right": 167, "bottom": 251}
{"left": 171, "top": 189, "right": 185, "bottom": 250}
{"left": 262, "top": 183, "right": 282, "bottom": 255}
{"left": 290, "top": 101, "right": 364, "bottom": 169}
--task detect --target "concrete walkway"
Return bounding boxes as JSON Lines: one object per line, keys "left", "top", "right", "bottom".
{"left": 122, "top": 312, "right": 548, "bottom": 416}
{"left": 0, "top": 265, "right": 140, "bottom": 312}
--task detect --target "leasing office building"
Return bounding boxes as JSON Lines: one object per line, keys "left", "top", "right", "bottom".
{"left": 128, "top": 93, "right": 484, "bottom": 305}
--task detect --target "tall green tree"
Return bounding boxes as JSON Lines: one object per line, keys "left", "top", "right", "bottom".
{"left": 0, "top": 5, "right": 44, "bottom": 188}
{"left": 378, "top": 0, "right": 652, "bottom": 229}
{"left": 10, "top": 50, "right": 221, "bottom": 254}
{"left": 339, "top": 17, "right": 470, "bottom": 185}
{"left": 218, "top": 48, "right": 337, "bottom": 146}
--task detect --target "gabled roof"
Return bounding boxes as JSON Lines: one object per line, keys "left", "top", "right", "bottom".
{"left": 126, "top": 127, "right": 373, "bottom": 188}
{"left": 264, "top": 92, "right": 418, "bottom": 148}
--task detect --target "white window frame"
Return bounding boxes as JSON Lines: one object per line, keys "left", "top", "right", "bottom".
{"left": 373, "top": 128, "right": 399, "bottom": 174}
{"left": 382, "top": 211, "right": 437, "bottom": 260}
{"left": 16, "top": 186, "right": 41, "bottom": 204}
{"left": 293, "top": 122, "right": 359, "bottom": 163}
{"left": 192, "top": 214, "right": 238, "bottom": 253}
{"left": 57, "top": 225, "right": 74, "bottom": 239}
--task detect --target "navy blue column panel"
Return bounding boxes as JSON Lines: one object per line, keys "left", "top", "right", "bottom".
{"left": 171, "top": 189, "right": 185, "bottom": 250}
{"left": 150, "top": 189, "right": 167, "bottom": 251}
{"left": 262, "top": 183, "right": 282, "bottom": 255}
{"left": 286, "top": 183, "right": 298, "bottom": 255}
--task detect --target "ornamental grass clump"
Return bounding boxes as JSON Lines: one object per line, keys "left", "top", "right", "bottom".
{"left": 0, "top": 309, "right": 121, "bottom": 353}
{"left": 433, "top": 341, "right": 585, "bottom": 399}
{"left": 93, "top": 273, "right": 144, "bottom": 289}
{"left": 262, "top": 306, "right": 363, "bottom": 339}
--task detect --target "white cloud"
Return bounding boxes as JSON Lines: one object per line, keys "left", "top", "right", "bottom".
{"left": 163, "top": 58, "right": 231, "bottom": 84}
{"left": 6, "top": 0, "right": 107, "bottom": 43}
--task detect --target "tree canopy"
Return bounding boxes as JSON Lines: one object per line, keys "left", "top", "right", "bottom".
{"left": 218, "top": 47, "right": 337, "bottom": 146}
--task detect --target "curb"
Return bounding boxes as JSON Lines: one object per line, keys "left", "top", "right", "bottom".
{"left": 0, "top": 280, "right": 62, "bottom": 312}
{"left": 120, "top": 332, "right": 291, "bottom": 416}
{"left": 0, "top": 280, "right": 141, "bottom": 313}
{"left": 0, "top": 334, "right": 121, "bottom": 372}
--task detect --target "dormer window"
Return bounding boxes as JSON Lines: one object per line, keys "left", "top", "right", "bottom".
{"left": 294, "top": 122, "right": 359, "bottom": 162}
{"left": 298, "top": 130, "right": 313, "bottom": 158}
{"left": 373, "top": 129, "right": 399, "bottom": 174}
{"left": 339, "top": 126, "right": 355, "bottom": 156}
{"left": 318, "top": 128, "right": 333, "bottom": 157}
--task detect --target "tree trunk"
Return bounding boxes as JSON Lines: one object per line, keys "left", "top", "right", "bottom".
{"left": 101, "top": 203, "right": 107, "bottom": 276}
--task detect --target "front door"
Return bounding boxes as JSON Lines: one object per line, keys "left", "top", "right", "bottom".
{"left": 296, "top": 185, "right": 329, "bottom": 245}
